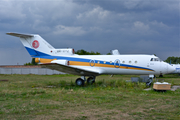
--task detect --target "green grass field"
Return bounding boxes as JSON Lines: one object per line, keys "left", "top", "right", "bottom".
{"left": 0, "top": 74, "right": 180, "bottom": 120}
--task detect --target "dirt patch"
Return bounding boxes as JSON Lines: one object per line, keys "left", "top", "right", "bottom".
{"left": 0, "top": 79, "right": 8, "bottom": 82}
{"left": 55, "top": 106, "right": 131, "bottom": 120}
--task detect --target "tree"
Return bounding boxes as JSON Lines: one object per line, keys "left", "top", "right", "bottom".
{"left": 164, "top": 56, "right": 180, "bottom": 64}
{"left": 75, "top": 49, "right": 101, "bottom": 55}
{"left": 31, "top": 58, "right": 38, "bottom": 65}
{"left": 24, "top": 58, "right": 38, "bottom": 65}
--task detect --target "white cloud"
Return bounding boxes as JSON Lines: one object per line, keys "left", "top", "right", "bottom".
{"left": 89, "top": 27, "right": 103, "bottom": 32}
{"left": 150, "top": 21, "right": 171, "bottom": 29}
{"left": 132, "top": 21, "right": 149, "bottom": 32}
{"left": 124, "top": 0, "right": 143, "bottom": 9}
{"left": 77, "top": 6, "right": 110, "bottom": 21}
{"left": 53, "top": 25, "right": 87, "bottom": 36}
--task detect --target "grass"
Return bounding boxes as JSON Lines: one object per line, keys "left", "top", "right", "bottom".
{"left": 0, "top": 74, "right": 180, "bottom": 120}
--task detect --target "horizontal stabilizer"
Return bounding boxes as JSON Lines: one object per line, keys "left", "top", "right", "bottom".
{"left": 6, "top": 33, "right": 34, "bottom": 38}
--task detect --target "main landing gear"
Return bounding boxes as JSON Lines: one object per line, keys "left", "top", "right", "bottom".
{"left": 75, "top": 76, "right": 96, "bottom": 86}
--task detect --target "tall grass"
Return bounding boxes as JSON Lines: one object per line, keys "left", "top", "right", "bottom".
{"left": 95, "top": 79, "right": 146, "bottom": 89}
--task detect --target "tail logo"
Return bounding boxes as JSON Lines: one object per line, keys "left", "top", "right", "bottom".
{"left": 32, "top": 40, "right": 39, "bottom": 49}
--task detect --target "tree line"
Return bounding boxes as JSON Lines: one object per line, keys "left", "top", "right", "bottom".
{"left": 164, "top": 56, "right": 180, "bottom": 64}
{"left": 24, "top": 58, "right": 38, "bottom": 66}
{"left": 75, "top": 49, "right": 101, "bottom": 55}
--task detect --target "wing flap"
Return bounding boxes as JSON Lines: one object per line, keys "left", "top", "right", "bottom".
{"left": 40, "top": 63, "right": 100, "bottom": 76}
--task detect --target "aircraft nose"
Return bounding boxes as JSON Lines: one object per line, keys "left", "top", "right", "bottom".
{"left": 168, "top": 64, "right": 176, "bottom": 73}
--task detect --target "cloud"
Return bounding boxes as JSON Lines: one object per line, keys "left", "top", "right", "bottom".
{"left": 77, "top": 6, "right": 110, "bottom": 20}
{"left": 53, "top": 25, "right": 87, "bottom": 36}
{"left": 0, "top": 0, "right": 26, "bottom": 20}
{"left": 132, "top": 21, "right": 150, "bottom": 32}
{"left": 0, "top": 0, "right": 179, "bottom": 65}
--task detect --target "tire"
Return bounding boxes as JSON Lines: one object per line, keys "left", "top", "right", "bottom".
{"left": 87, "top": 77, "right": 95, "bottom": 85}
{"left": 76, "top": 78, "right": 84, "bottom": 86}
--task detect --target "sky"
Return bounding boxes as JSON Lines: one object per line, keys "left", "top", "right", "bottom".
{"left": 0, "top": 0, "right": 179, "bottom": 65}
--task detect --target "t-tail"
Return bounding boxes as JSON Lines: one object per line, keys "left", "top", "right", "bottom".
{"left": 6, "top": 33, "right": 75, "bottom": 57}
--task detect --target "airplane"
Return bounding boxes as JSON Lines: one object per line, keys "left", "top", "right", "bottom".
{"left": 171, "top": 64, "right": 180, "bottom": 74}
{"left": 6, "top": 32, "right": 175, "bottom": 86}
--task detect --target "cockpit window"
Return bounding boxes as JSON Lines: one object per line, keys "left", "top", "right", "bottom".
{"left": 150, "top": 58, "right": 161, "bottom": 61}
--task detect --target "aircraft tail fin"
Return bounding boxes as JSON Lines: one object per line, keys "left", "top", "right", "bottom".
{"left": 6, "top": 32, "right": 55, "bottom": 57}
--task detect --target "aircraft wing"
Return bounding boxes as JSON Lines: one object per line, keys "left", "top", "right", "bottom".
{"left": 40, "top": 62, "right": 100, "bottom": 76}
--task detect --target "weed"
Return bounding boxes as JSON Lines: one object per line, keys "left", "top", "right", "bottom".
{"left": 171, "top": 80, "right": 174, "bottom": 85}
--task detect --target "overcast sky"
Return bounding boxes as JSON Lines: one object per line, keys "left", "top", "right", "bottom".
{"left": 0, "top": 0, "right": 179, "bottom": 65}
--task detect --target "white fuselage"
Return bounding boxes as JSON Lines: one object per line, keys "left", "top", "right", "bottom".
{"left": 171, "top": 64, "right": 180, "bottom": 74}
{"left": 51, "top": 54, "right": 175, "bottom": 76}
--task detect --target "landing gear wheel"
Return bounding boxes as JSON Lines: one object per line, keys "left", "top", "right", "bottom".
{"left": 76, "top": 78, "right": 84, "bottom": 86}
{"left": 87, "top": 77, "right": 95, "bottom": 85}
